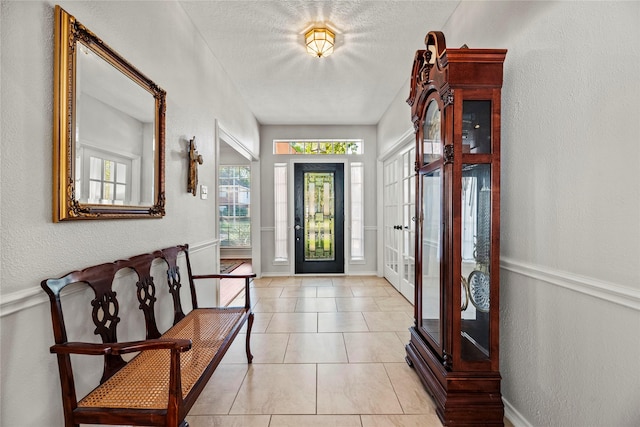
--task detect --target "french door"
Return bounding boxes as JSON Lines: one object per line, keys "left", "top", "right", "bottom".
{"left": 294, "top": 163, "right": 344, "bottom": 274}
{"left": 383, "top": 146, "right": 415, "bottom": 303}
{"left": 383, "top": 159, "right": 401, "bottom": 286}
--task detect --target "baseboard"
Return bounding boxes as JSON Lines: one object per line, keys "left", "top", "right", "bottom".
{"left": 260, "top": 271, "right": 380, "bottom": 278}
{"left": 503, "top": 397, "right": 533, "bottom": 427}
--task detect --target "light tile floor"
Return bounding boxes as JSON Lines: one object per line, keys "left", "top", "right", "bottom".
{"left": 186, "top": 276, "right": 510, "bottom": 427}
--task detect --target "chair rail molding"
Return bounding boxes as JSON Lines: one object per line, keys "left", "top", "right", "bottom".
{"left": 500, "top": 257, "right": 640, "bottom": 311}
{"left": 1, "top": 240, "right": 219, "bottom": 318}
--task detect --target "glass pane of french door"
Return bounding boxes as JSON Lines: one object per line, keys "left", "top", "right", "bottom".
{"left": 383, "top": 158, "right": 400, "bottom": 287}
{"left": 400, "top": 147, "right": 416, "bottom": 303}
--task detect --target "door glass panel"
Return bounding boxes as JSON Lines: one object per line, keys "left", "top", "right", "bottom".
{"left": 421, "top": 169, "right": 442, "bottom": 346}
{"left": 461, "top": 163, "right": 491, "bottom": 360}
{"left": 304, "top": 172, "right": 335, "bottom": 261}
{"left": 462, "top": 101, "right": 492, "bottom": 154}
{"left": 383, "top": 159, "right": 400, "bottom": 283}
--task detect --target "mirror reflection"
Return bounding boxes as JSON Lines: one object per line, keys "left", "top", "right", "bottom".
{"left": 53, "top": 6, "right": 165, "bottom": 221}
{"left": 76, "top": 43, "right": 156, "bottom": 206}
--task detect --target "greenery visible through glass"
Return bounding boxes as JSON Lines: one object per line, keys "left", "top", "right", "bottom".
{"left": 219, "top": 166, "right": 251, "bottom": 247}
{"left": 274, "top": 139, "right": 362, "bottom": 155}
{"left": 304, "top": 172, "right": 335, "bottom": 261}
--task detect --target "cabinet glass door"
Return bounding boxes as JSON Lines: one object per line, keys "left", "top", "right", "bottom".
{"left": 460, "top": 163, "right": 491, "bottom": 360}
{"left": 420, "top": 168, "right": 442, "bottom": 347}
{"left": 462, "top": 100, "right": 492, "bottom": 154}
{"left": 422, "top": 100, "right": 442, "bottom": 165}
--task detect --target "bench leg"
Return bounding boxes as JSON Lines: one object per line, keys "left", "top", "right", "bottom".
{"left": 245, "top": 312, "right": 254, "bottom": 364}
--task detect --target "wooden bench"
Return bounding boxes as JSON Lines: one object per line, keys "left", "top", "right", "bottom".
{"left": 41, "top": 244, "right": 255, "bottom": 427}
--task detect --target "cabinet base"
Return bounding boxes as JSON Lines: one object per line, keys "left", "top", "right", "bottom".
{"left": 406, "top": 329, "right": 504, "bottom": 426}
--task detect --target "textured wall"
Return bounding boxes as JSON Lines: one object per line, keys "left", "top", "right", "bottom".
{"left": 0, "top": 1, "right": 258, "bottom": 425}
{"left": 377, "top": 1, "right": 640, "bottom": 426}
{"left": 487, "top": 2, "right": 640, "bottom": 425}
{"left": 376, "top": 79, "right": 413, "bottom": 157}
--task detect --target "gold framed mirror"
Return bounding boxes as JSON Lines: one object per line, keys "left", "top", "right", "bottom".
{"left": 53, "top": 5, "right": 166, "bottom": 221}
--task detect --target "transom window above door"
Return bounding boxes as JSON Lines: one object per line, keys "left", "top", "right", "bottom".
{"left": 273, "top": 139, "right": 363, "bottom": 155}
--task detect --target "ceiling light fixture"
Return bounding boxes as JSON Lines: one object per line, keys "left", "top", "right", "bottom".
{"left": 305, "top": 28, "right": 335, "bottom": 58}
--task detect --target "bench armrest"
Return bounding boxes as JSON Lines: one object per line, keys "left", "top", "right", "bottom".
{"left": 110, "top": 339, "right": 192, "bottom": 354}
{"left": 191, "top": 273, "right": 256, "bottom": 309}
{"left": 50, "top": 339, "right": 192, "bottom": 356}
{"left": 192, "top": 273, "right": 256, "bottom": 280}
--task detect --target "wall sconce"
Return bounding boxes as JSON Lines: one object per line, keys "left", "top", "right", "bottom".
{"left": 187, "top": 136, "right": 203, "bottom": 196}
{"left": 305, "top": 28, "right": 335, "bottom": 58}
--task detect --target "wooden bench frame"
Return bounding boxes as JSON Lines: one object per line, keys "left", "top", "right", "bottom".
{"left": 41, "top": 244, "right": 255, "bottom": 427}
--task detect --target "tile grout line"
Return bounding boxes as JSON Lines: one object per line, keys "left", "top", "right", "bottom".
{"left": 315, "top": 362, "right": 319, "bottom": 416}
{"left": 381, "top": 361, "right": 408, "bottom": 415}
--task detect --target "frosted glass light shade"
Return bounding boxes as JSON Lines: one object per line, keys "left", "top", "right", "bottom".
{"left": 305, "top": 28, "right": 335, "bottom": 58}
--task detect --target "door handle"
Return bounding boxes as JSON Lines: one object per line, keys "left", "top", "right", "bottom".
{"left": 295, "top": 225, "right": 301, "bottom": 230}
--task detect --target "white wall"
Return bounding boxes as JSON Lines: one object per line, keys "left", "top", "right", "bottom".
{"left": 377, "top": 78, "right": 413, "bottom": 157}
{"left": 377, "top": 1, "right": 640, "bottom": 426}
{"left": 259, "top": 125, "right": 378, "bottom": 276}
{"left": 0, "top": 1, "right": 259, "bottom": 425}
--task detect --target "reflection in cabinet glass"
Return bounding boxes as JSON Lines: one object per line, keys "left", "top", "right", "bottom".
{"left": 405, "top": 31, "right": 507, "bottom": 426}
{"left": 461, "top": 163, "right": 491, "bottom": 360}
{"left": 421, "top": 169, "right": 442, "bottom": 348}
{"left": 423, "top": 100, "right": 443, "bottom": 165}
{"left": 463, "top": 101, "right": 492, "bottom": 154}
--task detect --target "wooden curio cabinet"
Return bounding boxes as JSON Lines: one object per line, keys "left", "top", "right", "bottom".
{"left": 405, "top": 31, "right": 507, "bottom": 425}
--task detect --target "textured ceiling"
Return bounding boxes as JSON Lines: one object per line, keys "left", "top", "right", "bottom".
{"left": 180, "top": 1, "right": 460, "bottom": 125}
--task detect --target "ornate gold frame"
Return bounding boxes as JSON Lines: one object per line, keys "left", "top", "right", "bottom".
{"left": 52, "top": 5, "right": 166, "bottom": 221}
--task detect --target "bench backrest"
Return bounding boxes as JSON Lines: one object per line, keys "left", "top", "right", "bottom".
{"left": 41, "top": 244, "right": 197, "bottom": 383}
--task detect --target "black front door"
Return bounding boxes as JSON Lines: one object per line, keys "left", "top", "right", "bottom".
{"left": 294, "top": 163, "right": 344, "bottom": 274}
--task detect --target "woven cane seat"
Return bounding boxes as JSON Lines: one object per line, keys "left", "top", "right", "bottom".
{"left": 78, "top": 308, "right": 245, "bottom": 410}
